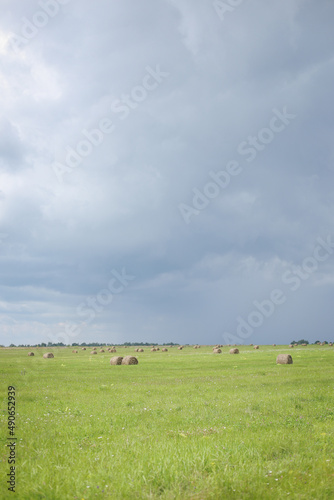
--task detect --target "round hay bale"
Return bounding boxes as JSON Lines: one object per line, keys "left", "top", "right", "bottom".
{"left": 100, "top": 349, "right": 105, "bottom": 353}
{"left": 110, "top": 356, "right": 123, "bottom": 365}
{"left": 302, "top": 343, "right": 307, "bottom": 346}
{"left": 135, "top": 348, "right": 139, "bottom": 352}
{"left": 276, "top": 354, "right": 293, "bottom": 365}
{"left": 249, "top": 343, "right": 253, "bottom": 346}
{"left": 254, "top": 345, "right": 259, "bottom": 349}
{"left": 272, "top": 344, "right": 276, "bottom": 346}
{"left": 82, "top": 347, "right": 86, "bottom": 350}
{"left": 229, "top": 348, "right": 239, "bottom": 354}
{"left": 289, "top": 344, "right": 294, "bottom": 348}
{"left": 28, "top": 352, "right": 34, "bottom": 356}
{"left": 156, "top": 347, "right": 160, "bottom": 351}
{"left": 91, "top": 351, "right": 97, "bottom": 355}
{"left": 213, "top": 348, "right": 222, "bottom": 353}
{"left": 138, "top": 348, "right": 144, "bottom": 352}
{"left": 43, "top": 352, "right": 54, "bottom": 359}
{"left": 151, "top": 348, "right": 157, "bottom": 352}
{"left": 110, "top": 348, "right": 116, "bottom": 353}
{"left": 178, "top": 346, "right": 183, "bottom": 350}
{"left": 122, "top": 356, "right": 138, "bottom": 365}
{"left": 162, "top": 348, "right": 168, "bottom": 352}
{"left": 72, "top": 350, "right": 78, "bottom": 353}
{"left": 92, "top": 347, "right": 97, "bottom": 351}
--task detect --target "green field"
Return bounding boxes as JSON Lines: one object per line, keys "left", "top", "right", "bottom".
{"left": 1, "top": 345, "right": 333, "bottom": 499}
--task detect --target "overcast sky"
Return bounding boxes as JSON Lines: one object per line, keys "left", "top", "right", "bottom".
{"left": 0, "top": 0, "right": 334, "bottom": 346}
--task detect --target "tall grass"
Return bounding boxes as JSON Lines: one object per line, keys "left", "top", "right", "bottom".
{"left": 0, "top": 345, "right": 333, "bottom": 499}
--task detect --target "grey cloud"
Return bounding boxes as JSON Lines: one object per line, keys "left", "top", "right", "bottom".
{"left": 0, "top": 0, "right": 333, "bottom": 345}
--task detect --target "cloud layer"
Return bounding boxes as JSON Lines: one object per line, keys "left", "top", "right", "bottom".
{"left": 1, "top": 0, "right": 334, "bottom": 345}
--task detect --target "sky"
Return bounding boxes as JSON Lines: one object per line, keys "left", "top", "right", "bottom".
{"left": 0, "top": 0, "right": 334, "bottom": 346}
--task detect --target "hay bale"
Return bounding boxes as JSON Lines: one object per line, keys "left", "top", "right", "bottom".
{"left": 213, "top": 348, "right": 222, "bottom": 353}
{"left": 43, "top": 353, "right": 54, "bottom": 358}
{"left": 122, "top": 356, "right": 138, "bottom": 365}
{"left": 72, "top": 350, "right": 78, "bottom": 353}
{"left": 229, "top": 348, "right": 239, "bottom": 354}
{"left": 276, "top": 354, "right": 293, "bottom": 365}
{"left": 28, "top": 352, "right": 34, "bottom": 356}
{"left": 249, "top": 344, "right": 253, "bottom": 346}
{"left": 138, "top": 348, "right": 144, "bottom": 352}
{"left": 272, "top": 344, "right": 276, "bottom": 346}
{"left": 289, "top": 344, "right": 294, "bottom": 348}
{"left": 135, "top": 348, "right": 139, "bottom": 352}
{"left": 92, "top": 347, "right": 97, "bottom": 351}
{"left": 91, "top": 351, "right": 97, "bottom": 355}
{"left": 178, "top": 346, "right": 183, "bottom": 350}
{"left": 82, "top": 347, "right": 86, "bottom": 350}
{"left": 151, "top": 348, "right": 157, "bottom": 352}
{"left": 100, "top": 349, "right": 105, "bottom": 353}
{"left": 302, "top": 343, "right": 307, "bottom": 346}
{"left": 156, "top": 347, "right": 160, "bottom": 351}
{"left": 254, "top": 345, "right": 259, "bottom": 349}
{"left": 110, "top": 356, "right": 123, "bottom": 365}
{"left": 162, "top": 348, "right": 168, "bottom": 352}
{"left": 110, "top": 348, "right": 116, "bottom": 353}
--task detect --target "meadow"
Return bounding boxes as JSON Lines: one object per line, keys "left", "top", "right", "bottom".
{"left": 0, "top": 345, "right": 333, "bottom": 499}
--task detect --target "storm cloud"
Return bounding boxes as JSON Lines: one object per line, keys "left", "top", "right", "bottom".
{"left": 0, "top": 0, "right": 333, "bottom": 346}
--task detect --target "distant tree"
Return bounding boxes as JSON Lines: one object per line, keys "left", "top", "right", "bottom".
{"left": 290, "top": 339, "right": 309, "bottom": 345}
{"left": 9, "top": 344, "right": 16, "bottom": 347}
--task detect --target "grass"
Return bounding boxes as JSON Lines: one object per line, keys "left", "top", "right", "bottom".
{"left": 0, "top": 345, "right": 333, "bottom": 499}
